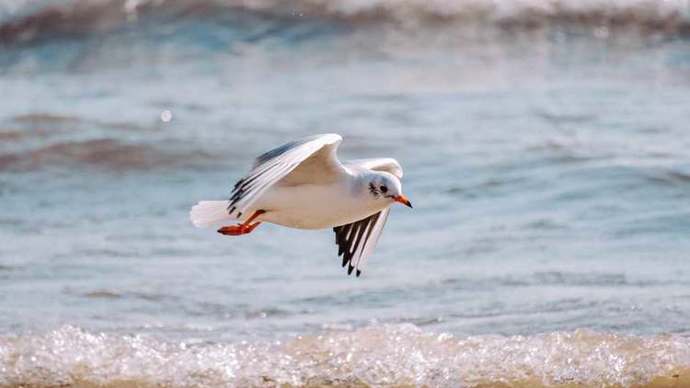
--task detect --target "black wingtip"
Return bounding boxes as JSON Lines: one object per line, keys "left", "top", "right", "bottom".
{"left": 347, "top": 265, "right": 354, "bottom": 275}
{"left": 356, "top": 269, "right": 362, "bottom": 277}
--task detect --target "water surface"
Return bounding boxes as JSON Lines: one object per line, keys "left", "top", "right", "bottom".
{"left": 1, "top": 0, "right": 690, "bottom": 386}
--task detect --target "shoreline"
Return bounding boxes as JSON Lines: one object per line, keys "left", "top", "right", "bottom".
{"left": 2, "top": 324, "right": 690, "bottom": 387}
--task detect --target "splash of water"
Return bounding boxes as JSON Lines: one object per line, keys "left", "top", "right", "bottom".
{"left": 2, "top": 324, "right": 690, "bottom": 387}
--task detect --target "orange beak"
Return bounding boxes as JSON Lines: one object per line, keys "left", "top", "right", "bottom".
{"left": 393, "top": 194, "right": 413, "bottom": 208}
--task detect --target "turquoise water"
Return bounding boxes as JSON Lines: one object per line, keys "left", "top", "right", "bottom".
{"left": 1, "top": 1, "right": 690, "bottom": 386}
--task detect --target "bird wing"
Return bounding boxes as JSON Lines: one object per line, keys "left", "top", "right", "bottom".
{"left": 346, "top": 158, "right": 403, "bottom": 179}
{"left": 228, "top": 134, "right": 344, "bottom": 218}
{"left": 333, "top": 207, "right": 390, "bottom": 277}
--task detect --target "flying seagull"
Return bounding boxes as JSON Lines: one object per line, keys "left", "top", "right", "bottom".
{"left": 190, "top": 134, "right": 412, "bottom": 277}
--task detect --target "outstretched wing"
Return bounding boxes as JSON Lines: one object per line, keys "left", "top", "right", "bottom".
{"left": 333, "top": 208, "right": 390, "bottom": 277}
{"left": 346, "top": 158, "right": 403, "bottom": 179}
{"left": 228, "top": 134, "right": 343, "bottom": 219}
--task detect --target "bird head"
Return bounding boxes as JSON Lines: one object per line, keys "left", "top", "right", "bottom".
{"left": 367, "top": 172, "right": 412, "bottom": 208}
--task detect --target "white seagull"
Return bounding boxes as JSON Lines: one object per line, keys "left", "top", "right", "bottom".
{"left": 190, "top": 134, "right": 412, "bottom": 277}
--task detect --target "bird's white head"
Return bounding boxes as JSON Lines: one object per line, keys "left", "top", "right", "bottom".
{"left": 365, "top": 171, "right": 412, "bottom": 208}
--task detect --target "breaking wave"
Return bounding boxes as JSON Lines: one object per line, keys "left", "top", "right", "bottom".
{"left": 1, "top": 0, "right": 689, "bottom": 44}
{"left": 2, "top": 324, "right": 690, "bottom": 387}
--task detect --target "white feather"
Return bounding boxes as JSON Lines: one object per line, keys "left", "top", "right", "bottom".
{"left": 226, "top": 133, "right": 344, "bottom": 219}
{"left": 347, "top": 158, "right": 403, "bottom": 178}
{"left": 190, "top": 201, "right": 231, "bottom": 228}
{"left": 355, "top": 207, "right": 390, "bottom": 273}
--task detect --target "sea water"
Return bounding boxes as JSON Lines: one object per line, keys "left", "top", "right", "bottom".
{"left": 1, "top": 0, "right": 690, "bottom": 386}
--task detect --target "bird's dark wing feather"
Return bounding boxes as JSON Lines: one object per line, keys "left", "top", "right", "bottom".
{"left": 333, "top": 208, "right": 390, "bottom": 277}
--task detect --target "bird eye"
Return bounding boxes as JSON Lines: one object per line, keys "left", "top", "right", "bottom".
{"left": 380, "top": 185, "right": 388, "bottom": 193}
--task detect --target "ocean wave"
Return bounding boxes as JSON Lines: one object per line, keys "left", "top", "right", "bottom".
{"left": 0, "top": 113, "right": 214, "bottom": 171}
{"left": 1, "top": 0, "right": 689, "bottom": 44}
{"left": 0, "top": 137, "right": 215, "bottom": 171}
{"left": 0, "top": 138, "right": 200, "bottom": 171}
{"left": 1, "top": 324, "right": 689, "bottom": 387}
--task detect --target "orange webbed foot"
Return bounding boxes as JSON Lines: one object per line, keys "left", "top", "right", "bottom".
{"left": 217, "top": 224, "right": 249, "bottom": 236}
{"left": 217, "top": 210, "right": 265, "bottom": 236}
{"left": 217, "top": 222, "right": 262, "bottom": 236}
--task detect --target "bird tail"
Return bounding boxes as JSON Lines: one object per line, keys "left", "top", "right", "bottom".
{"left": 190, "top": 201, "right": 232, "bottom": 227}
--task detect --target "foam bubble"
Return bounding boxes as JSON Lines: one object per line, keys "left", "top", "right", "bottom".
{"left": 2, "top": 324, "right": 690, "bottom": 387}
{"left": 160, "top": 110, "right": 173, "bottom": 123}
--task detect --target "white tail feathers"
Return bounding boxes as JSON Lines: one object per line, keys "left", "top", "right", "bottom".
{"left": 190, "top": 201, "right": 232, "bottom": 227}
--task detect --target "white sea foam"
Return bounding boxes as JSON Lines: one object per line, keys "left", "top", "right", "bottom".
{"left": 1, "top": 0, "right": 689, "bottom": 33}
{"left": 2, "top": 324, "right": 690, "bottom": 387}
{"left": 234, "top": 0, "right": 690, "bottom": 26}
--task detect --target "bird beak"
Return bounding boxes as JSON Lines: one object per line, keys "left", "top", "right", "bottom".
{"left": 393, "top": 195, "right": 413, "bottom": 208}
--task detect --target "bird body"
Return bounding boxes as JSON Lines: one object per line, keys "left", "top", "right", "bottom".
{"left": 251, "top": 178, "right": 372, "bottom": 229}
{"left": 190, "top": 134, "right": 411, "bottom": 276}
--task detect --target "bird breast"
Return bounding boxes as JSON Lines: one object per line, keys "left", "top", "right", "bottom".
{"left": 254, "top": 180, "right": 386, "bottom": 230}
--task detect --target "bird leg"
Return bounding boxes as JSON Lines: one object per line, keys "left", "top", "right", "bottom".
{"left": 218, "top": 210, "right": 266, "bottom": 236}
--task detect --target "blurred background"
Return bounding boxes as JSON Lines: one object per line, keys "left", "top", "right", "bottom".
{"left": 1, "top": 0, "right": 690, "bottom": 386}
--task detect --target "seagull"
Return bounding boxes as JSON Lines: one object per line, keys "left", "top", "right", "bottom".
{"left": 190, "top": 134, "right": 412, "bottom": 277}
